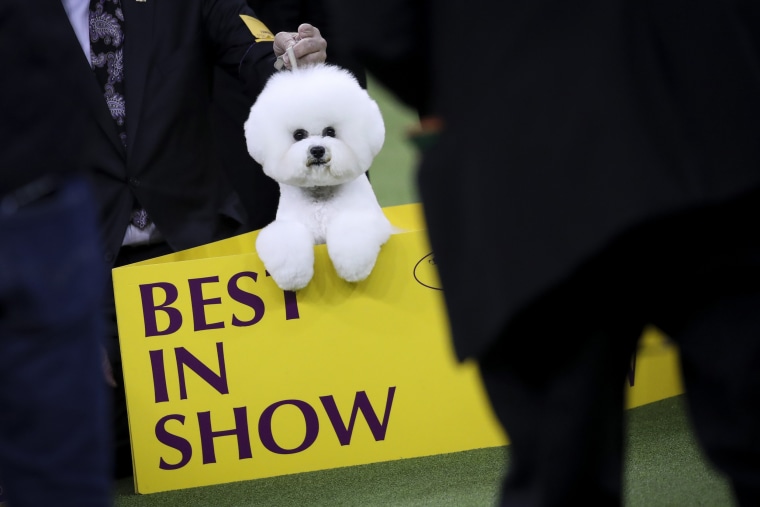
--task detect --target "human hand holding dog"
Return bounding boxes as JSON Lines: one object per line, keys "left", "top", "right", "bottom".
{"left": 274, "top": 23, "right": 327, "bottom": 69}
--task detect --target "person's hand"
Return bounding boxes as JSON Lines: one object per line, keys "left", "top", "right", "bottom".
{"left": 273, "top": 23, "right": 327, "bottom": 69}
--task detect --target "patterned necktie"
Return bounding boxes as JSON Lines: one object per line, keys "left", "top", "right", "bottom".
{"left": 90, "top": 0, "right": 150, "bottom": 230}
{"left": 130, "top": 208, "right": 149, "bottom": 229}
{"left": 90, "top": 0, "right": 127, "bottom": 148}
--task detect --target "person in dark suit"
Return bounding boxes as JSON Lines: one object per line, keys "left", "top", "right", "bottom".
{"left": 60, "top": 0, "right": 327, "bottom": 478}
{"left": 211, "top": 0, "right": 367, "bottom": 233}
{"left": 328, "top": 1, "right": 760, "bottom": 505}
{"left": 0, "top": 1, "right": 111, "bottom": 504}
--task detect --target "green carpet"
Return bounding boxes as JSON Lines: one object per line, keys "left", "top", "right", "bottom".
{"left": 112, "top": 79, "right": 736, "bottom": 506}
{"left": 624, "top": 397, "right": 734, "bottom": 506}
{"left": 113, "top": 396, "right": 735, "bottom": 506}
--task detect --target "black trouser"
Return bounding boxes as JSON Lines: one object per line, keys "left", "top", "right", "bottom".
{"left": 480, "top": 191, "right": 760, "bottom": 506}
{"left": 106, "top": 241, "right": 173, "bottom": 479}
{"left": 0, "top": 176, "right": 112, "bottom": 506}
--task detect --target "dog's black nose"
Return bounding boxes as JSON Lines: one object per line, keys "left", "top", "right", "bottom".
{"left": 310, "top": 145, "right": 326, "bottom": 158}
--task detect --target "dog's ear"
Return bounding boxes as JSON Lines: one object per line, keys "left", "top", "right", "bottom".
{"left": 364, "top": 97, "right": 385, "bottom": 158}
{"left": 244, "top": 122, "right": 266, "bottom": 165}
{"left": 244, "top": 87, "right": 276, "bottom": 166}
{"left": 244, "top": 69, "right": 295, "bottom": 168}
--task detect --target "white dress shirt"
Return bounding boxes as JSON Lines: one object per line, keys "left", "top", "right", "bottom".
{"left": 61, "top": 0, "right": 91, "bottom": 65}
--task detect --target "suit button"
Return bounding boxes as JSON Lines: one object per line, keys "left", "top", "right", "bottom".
{"left": 128, "top": 177, "right": 140, "bottom": 187}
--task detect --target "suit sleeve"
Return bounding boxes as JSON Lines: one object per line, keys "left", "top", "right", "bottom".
{"left": 326, "top": 0, "right": 432, "bottom": 115}
{"left": 203, "top": 0, "right": 277, "bottom": 98}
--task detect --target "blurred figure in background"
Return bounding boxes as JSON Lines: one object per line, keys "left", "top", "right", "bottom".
{"left": 0, "top": 1, "right": 111, "bottom": 505}
{"left": 328, "top": 1, "right": 760, "bottom": 505}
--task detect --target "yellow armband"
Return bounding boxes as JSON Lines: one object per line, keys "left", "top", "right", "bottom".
{"left": 239, "top": 15, "right": 275, "bottom": 42}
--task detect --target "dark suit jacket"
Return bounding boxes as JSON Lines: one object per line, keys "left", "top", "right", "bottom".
{"left": 76, "top": 0, "right": 278, "bottom": 265}
{"left": 0, "top": 0, "right": 89, "bottom": 195}
{"left": 331, "top": 0, "right": 760, "bottom": 360}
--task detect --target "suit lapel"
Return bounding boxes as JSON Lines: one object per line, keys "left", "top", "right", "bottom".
{"left": 53, "top": 0, "right": 124, "bottom": 154}
{"left": 57, "top": 0, "right": 126, "bottom": 156}
{"left": 85, "top": 64, "right": 128, "bottom": 156}
{"left": 122, "top": 0, "right": 155, "bottom": 160}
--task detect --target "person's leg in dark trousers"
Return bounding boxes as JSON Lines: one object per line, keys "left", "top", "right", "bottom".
{"left": 479, "top": 267, "right": 645, "bottom": 507}
{"left": 476, "top": 213, "right": 664, "bottom": 507}
{"left": 672, "top": 286, "right": 760, "bottom": 506}
{"left": 106, "top": 241, "right": 173, "bottom": 479}
{"left": 0, "top": 177, "right": 111, "bottom": 506}
{"left": 655, "top": 222, "right": 760, "bottom": 505}
{"left": 646, "top": 190, "right": 760, "bottom": 507}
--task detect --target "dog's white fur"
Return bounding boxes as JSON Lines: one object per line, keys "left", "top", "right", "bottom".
{"left": 244, "top": 64, "right": 391, "bottom": 291}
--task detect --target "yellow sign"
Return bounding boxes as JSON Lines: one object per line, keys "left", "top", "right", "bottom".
{"left": 113, "top": 204, "right": 683, "bottom": 495}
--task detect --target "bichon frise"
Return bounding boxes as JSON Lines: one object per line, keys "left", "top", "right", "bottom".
{"left": 244, "top": 64, "right": 392, "bottom": 291}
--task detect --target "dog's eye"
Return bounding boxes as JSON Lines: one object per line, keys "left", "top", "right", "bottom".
{"left": 322, "top": 127, "right": 336, "bottom": 138}
{"left": 293, "top": 129, "right": 308, "bottom": 141}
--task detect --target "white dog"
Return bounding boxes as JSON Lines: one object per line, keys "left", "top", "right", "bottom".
{"left": 244, "top": 64, "right": 392, "bottom": 291}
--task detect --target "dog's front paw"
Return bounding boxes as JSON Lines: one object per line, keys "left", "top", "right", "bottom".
{"left": 268, "top": 264, "right": 314, "bottom": 292}
{"left": 326, "top": 214, "right": 391, "bottom": 283}
{"left": 255, "top": 221, "right": 315, "bottom": 291}
{"left": 330, "top": 252, "right": 377, "bottom": 283}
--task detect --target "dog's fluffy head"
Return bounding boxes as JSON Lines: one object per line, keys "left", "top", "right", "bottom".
{"left": 244, "top": 64, "right": 385, "bottom": 187}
